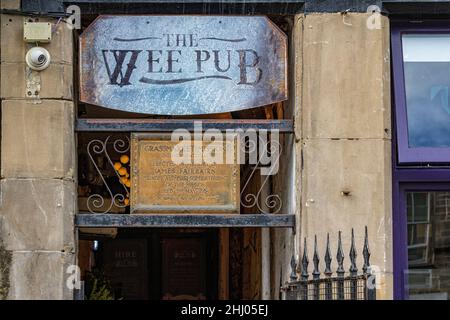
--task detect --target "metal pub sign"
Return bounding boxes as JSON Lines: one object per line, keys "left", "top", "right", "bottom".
{"left": 80, "top": 15, "right": 287, "bottom": 115}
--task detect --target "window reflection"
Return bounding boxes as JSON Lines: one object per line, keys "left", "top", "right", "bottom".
{"left": 406, "top": 191, "right": 450, "bottom": 300}
{"left": 402, "top": 35, "right": 450, "bottom": 148}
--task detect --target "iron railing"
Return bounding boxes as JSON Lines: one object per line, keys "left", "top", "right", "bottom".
{"left": 282, "top": 227, "right": 376, "bottom": 300}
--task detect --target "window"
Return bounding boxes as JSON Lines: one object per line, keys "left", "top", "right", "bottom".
{"left": 401, "top": 189, "right": 450, "bottom": 300}
{"left": 392, "top": 28, "right": 450, "bottom": 163}
{"left": 391, "top": 21, "right": 450, "bottom": 301}
{"left": 403, "top": 35, "right": 450, "bottom": 149}
{"left": 407, "top": 192, "right": 431, "bottom": 266}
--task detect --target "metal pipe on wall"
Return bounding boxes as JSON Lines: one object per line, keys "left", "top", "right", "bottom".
{"left": 260, "top": 173, "right": 271, "bottom": 300}
{"left": 261, "top": 227, "right": 271, "bottom": 299}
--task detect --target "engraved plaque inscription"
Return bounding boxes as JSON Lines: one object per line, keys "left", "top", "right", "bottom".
{"left": 131, "top": 133, "right": 239, "bottom": 214}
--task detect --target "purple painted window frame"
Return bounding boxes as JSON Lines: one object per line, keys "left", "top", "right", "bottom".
{"left": 392, "top": 20, "right": 450, "bottom": 300}
{"left": 391, "top": 22, "right": 450, "bottom": 164}
{"left": 394, "top": 182, "right": 450, "bottom": 300}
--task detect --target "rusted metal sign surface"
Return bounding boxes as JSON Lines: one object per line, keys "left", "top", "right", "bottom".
{"left": 80, "top": 15, "right": 287, "bottom": 115}
{"left": 130, "top": 133, "right": 239, "bottom": 213}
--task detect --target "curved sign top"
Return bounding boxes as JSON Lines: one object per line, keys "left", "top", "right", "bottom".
{"left": 79, "top": 15, "right": 287, "bottom": 115}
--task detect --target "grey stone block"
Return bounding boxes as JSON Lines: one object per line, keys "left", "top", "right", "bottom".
{"left": 1, "top": 99, "right": 75, "bottom": 179}
{"left": 1, "top": 179, "right": 75, "bottom": 252}
{"left": 8, "top": 251, "right": 75, "bottom": 300}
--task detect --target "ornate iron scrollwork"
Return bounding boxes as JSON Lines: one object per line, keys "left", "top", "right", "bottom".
{"left": 86, "top": 136, "right": 130, "bottom": 214}
{"left": 240, "top": 134, "right": 282, "bottom": 214}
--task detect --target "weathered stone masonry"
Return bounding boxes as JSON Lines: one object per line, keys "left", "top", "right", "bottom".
{"left": 0, "top": 3, "right": 393, "bottom": 299}
{"left": 271, "top": 12, "right": 393, "bottom": 299}
{"left": 298, "top": 13, "right": 393, "bottom": 299}
{"left": 0, "top": 0, "right": 76, "bottom": 299}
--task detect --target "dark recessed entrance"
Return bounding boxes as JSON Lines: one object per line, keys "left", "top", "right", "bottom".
{"left": 87, "top": 229, "right": 218, "bottom": 300}
{"left": 79, "top": 227, "right": 265, "bottom": 300}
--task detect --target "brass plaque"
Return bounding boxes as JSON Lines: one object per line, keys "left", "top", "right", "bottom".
{"left": 131, "top": 133, "right": 239, "bottom": 214}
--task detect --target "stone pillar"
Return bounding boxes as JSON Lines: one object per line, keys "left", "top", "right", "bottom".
{"left": 0, "top": 3, "right": 76, "bottom": 299}
{"left": 299, "top": 13, "right": 392, "bottom": 299}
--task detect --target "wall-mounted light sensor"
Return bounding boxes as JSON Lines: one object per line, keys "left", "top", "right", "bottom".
{"left": 25, "top": 47, "right": 51, "bottom": 71}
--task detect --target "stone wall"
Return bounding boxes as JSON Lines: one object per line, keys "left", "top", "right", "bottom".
{"left": 0, "top": 5, "right": 393, "bottom": 300}
{"left": 271, "top": 12, "right": 392, "bottom": 299}
{"left": 299, "top": 13, "right": 393, "bottom": 299}
{"left": 0, "top": 0, "right": 77, "bottom": 299}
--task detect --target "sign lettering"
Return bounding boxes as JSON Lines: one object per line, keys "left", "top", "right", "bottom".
{"left": 80, "top": 16, "right": 287, "bottom": 115}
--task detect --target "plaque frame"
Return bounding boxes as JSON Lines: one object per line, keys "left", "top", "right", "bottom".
{"left": 131, "top": 133, "right": 240, "bottom": 214}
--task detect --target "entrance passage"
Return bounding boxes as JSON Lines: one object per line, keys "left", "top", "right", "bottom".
{"left": 89, "top": 229, "right": 218, "bottom": 300}
{"left": 78, "top": 227, "right": 264, "bottom": 300}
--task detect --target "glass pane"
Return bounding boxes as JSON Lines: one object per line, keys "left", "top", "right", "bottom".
{"left": 408, "top": 246, "right": 427, "bottom": 264}
{"left": 402, "top": 35, "right": 450, "bottom": 148}
{"left": 413, "top": 193, "right": 429, "bottom": 222}
{"left": 407, "top": 193, "right": 413, "bottom": 222}
{"left": 407, "top": 224, "right": 414, "bottom": 245}
{"left": 408, "top": 224, "right": 428, "bottom": 245}
{"left": 414, "top": 206, "right": 428, "bottom": 222}
{"left": 413, "top": 192, "right": 427, "bottom": 206}
{"left": 405, "top": 191, "right": 450, "bottom": 300}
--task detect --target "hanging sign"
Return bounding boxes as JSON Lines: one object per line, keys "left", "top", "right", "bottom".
{"left": 80, "top": 15, "right": 287, "bottom": 115}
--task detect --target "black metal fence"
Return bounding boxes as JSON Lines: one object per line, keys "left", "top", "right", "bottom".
{"left": 282, "top": 227, "right": 376, "bottom": 300}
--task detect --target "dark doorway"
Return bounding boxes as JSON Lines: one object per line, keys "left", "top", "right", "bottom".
{"left": 95, "top": 228, "right": 219, "bottom": 300}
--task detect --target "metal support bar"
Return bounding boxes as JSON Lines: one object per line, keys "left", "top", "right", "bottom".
{"left": 75, "top": 213, "right": 295, "bottom": 228}
{"left": 21, "top": 0, "right": 304, "bottom": 15}
{"left": 17, "top": 1, "right": 450, "bottom": 20}
{"left": 23, "top": 0, "right": 450, "bottom": 16}
{"left": 76, "top": 119, "right": 294, "bottom": 133}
